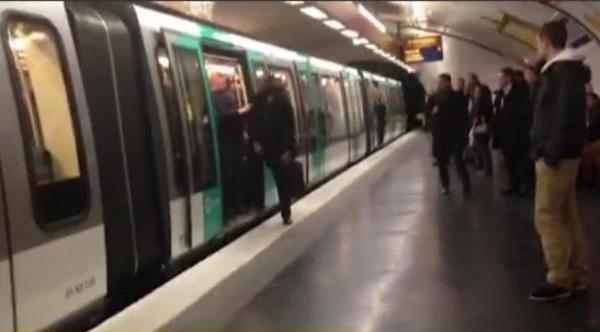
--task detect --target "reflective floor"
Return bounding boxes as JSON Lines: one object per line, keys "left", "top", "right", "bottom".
{"left": 188, "top": 133, "right": 600, "bottom": 331}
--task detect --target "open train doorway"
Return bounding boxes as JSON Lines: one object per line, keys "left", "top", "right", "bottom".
{"left": 203, "top": 52, "right": 257, "bottom": 227}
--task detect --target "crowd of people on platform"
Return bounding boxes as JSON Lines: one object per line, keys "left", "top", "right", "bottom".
{"left": 427, "top": 19, "right": 600, "bottom": 302}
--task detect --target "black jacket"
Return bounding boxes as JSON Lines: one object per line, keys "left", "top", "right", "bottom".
{"left": 531, "top": 52, "right": 587, "bottom": 160}
{"left": 429, "top": 88, "right": 469, "bottom": 159}
{"left": 472, "top": 83, "right": 493, "bottom": 124}
{"left": 496, "top": 84, "right": 530, "bottom": 154}
{"left": 248, "top": 86, "right": 297, "bottom": 165}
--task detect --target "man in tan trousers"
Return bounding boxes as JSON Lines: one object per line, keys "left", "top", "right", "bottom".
{"left": 529, "top": 20, "right": 589, "bottom": 301}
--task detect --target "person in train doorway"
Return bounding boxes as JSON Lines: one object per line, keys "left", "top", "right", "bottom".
{"left": 430, "top": 73, "right": 471, "bottom": 196}
{"left": 496, "top": 67, "right": 530, "bottom": 196}
{"left": 211, "top": 74, "right": 250, "bottom": 220}
{"left": 373, "top": 81, "right": 387, "bottom": 147}
{"left": 249, "top": 74, "right": 297, "bottom": 225}
{"left": 529, "top": 20, "right": 589, "bottom": 301}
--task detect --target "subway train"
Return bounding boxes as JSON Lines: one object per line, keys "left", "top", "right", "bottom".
{"left": 0, "top": 2, "right": 408, "bottom": 331}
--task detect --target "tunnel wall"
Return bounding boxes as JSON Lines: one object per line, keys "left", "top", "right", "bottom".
{"left": 414, "top": 37, "right": 521, "bottom": 94}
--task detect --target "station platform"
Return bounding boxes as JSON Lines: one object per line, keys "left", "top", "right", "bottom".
{"left": 92, "top": 131, "right": 600, "bottom": 331}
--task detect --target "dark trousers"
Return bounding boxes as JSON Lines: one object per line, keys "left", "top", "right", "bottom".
{"left": 243, "top": 150, "right": 265, "bottom": 210}
{"left": 503, "top": 147, "right": 530, "bottom": 192}
{"left": 269, "top": 161, "right": 292, "bottom": 221}
{"left": 377, "top": 118, "right": 385, "bottom": 146}
{"left": 438, "top": 142, "right": 471, "bottom": 191}
{"left": 474, "top": 134, "right": 492, "bottom": 175}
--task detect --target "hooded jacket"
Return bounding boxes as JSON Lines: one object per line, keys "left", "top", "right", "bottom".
{"left": 531, "top": 48, "right": 587, "bottom": 161}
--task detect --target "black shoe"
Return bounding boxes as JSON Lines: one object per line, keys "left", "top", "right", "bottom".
{"left": 283, "top": 217, "right": 293, "bottom": 226}
{"left": 441, "top": 188, "right": 449, "bottom": 196}
{"left": 463, "top": 186, "right": 472, "bottom": 195}
{"left": 529, "top": 283, "right": 571, "bottom": 302}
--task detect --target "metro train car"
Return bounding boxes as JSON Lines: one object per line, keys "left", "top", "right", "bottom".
{"left": 0, "top": 2, "right": 408, "bottom": 331}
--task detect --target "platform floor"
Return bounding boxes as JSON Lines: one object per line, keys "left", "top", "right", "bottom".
{"left": 173, "top": 133, "right": 600, "bottom": 331}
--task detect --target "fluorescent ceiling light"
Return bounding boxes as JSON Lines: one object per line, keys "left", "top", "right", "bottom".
{"left": 365, "top": 43, "right": 377, "bottom": 50}
{"left": 341, "top": 29, "right": 359, "bottom": 38}
{"left": 300, "top": 6, "right": 328, "bottom": 20}
{"left": 357, "top": 4, "right": 387, "bottom": 33}
{"left": 285, "top": 1, "right": 304, "bottom": 5}
{"left": 323, "top": 19, "right": 345, "bottom": 30}
{"left": 352, "top": 37, "right": 369, "bottom": 45}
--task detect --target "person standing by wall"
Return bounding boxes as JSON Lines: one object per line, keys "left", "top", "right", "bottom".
{"left": 430, "top": 73, "right": 471, "bottom": 195}
{"left": 249, "top": 75, "right": 297, "bottom": 225}
{"left": 529, "top": 20, "right": 588, "bottom": 301}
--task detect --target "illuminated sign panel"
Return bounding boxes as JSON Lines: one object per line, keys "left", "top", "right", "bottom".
{"left": 403, "top": 35, "right": 443, "bottom": 64}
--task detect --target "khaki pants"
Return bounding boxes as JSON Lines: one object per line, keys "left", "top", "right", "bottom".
{"left": 534, "top": 159, "right": 588, "bottom": 288}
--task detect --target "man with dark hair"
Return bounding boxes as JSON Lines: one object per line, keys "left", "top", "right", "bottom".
{"left": 530, "top": 20, "right": 588, "bottom": 301}
{"left": 429, "top": 73, "right": 471, "bottom": 195}
{"left": 249, "top": 75, "right": 297, "bottom": 225}
{"left": 496, "top": 67, "right": 530, "bottom": 196}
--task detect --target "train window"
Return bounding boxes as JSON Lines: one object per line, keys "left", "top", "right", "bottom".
{"left": 351, "top": 79, "right": 365, "bottom": 132}
{"left": 172, "top": 46, "right": 216, "bottom": 190}
{"left": 318, "top": 75, "right": 346, "bottom": 142}
{"left": 156, "top": 46, "right": 186, "bottom": 196}
{"left": 6, "top": 18, "right": 88, "bottom": 225}
{"left": 205, "top": 53, "right": 249, "bottom": 110}
{"left": 270, "top": 68, "right": 301, "bottom": 149}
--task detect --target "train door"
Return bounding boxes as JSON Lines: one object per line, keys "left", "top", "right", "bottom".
{"left": 158, "top": 32, "right": 221, "bottom": 257}
{"left": 269, "top": 66, "right": 309, "bottom": 182}
{"left": 343, "top": 75, "right": 366, "bottom": 162}
{"left": 0, "top": 188, "right": 13, "bottom": 331}
{"left": 299, "top": 70, "right": 325, "bottom": 184}
{"left": 203, "top": 51, "right": 254, "bottom": 224}
{"left": 0, "top": 3, "right": 106, "bottom": 330}
{"left": 318, "top": 74, "right": 350, "bottom": 175}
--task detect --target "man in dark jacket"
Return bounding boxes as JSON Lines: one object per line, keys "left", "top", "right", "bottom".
{"left": 529, "top": 20, "right": 588, "bottom": 301}
{"left": 496, "top": 67, "right": 530, "bottom": 196}
{"left": 430, "top": 73, "right": 471, "bottom": 195}
{"left": 249, "top": 75, "right": 297, "bottom": 225}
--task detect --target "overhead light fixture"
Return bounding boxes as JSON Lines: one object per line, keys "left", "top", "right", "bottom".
{"left": 352, "top": 37, "right": 368, "bottom": 45}
{"left": 341, "top": 29, "right": 359, "bottom": 38}
{"left": 323, "top": 19, "right": 345, "bottom": 30}
{"left": 284, "top": 1, "right": 304, "bottom": 5}
{"left": 365, "top": 43, "right": 377, "bottom": 50}
{"left": 300, "top": 6, "right": 328, "bottom": 20}
{"left": 357, "top": 4, "right": 387, "bottom": 33}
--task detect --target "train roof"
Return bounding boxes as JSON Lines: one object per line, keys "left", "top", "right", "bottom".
{"left": 134, "top": 3, "right": 400, "bottom": 84}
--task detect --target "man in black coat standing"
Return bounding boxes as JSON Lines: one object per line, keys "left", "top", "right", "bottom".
{"left": 249, "top": 75, "right": 297, "bottom": 225}
{"left": 496, "top": 67, "right": 530, "bottom": 195}
{"left": 430, "top": 73, "right": 471, "bottom": 195}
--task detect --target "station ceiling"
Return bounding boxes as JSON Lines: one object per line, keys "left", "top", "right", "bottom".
{"left": 198, "top": 1, "right": 600, "bottom": 69}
